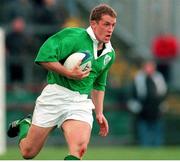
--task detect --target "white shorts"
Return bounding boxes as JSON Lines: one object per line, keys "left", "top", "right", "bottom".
{"left": 32, "top": 84, "right": 95, "bottom": 128}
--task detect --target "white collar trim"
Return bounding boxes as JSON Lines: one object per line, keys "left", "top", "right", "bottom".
{"left": 86, "top": 26, "right": 113, "bottom": 59}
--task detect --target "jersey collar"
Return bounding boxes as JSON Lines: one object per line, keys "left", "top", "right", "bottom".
{"left": 86, "top": 26, "right": 113, "bottom": 59}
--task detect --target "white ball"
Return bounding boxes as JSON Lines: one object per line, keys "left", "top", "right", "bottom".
{"left": 64, "top": 52, "right": 92, "bottom": 71}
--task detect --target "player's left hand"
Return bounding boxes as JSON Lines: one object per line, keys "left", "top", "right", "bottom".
{"left": 96, "top": 114, "right": 109, "bottom": 137}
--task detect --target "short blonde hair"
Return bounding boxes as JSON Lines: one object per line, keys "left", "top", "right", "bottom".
{"left": 90, "top": 4, "right": 117, "bottom": 22}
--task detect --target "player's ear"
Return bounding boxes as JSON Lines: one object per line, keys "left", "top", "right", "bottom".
{"left": 90, "top": 20, "right": 97, "bottom": 28}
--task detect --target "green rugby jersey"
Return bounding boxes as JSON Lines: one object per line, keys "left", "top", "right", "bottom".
{"left": 35, "top": 27, "right": 116, "bottom": 95}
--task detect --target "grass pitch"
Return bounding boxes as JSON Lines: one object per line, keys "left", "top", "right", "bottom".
{"left": 1, "top": 146, "right": 180, "bottom": 160}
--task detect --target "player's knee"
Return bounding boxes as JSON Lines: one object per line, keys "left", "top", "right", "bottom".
{"left": 21, "top": 147, "right": 36, "bottom": 159}
{"left": 69, "top": 141, "right": 88, "bottom": 158}
{"left": 78, "top": 143, "right": 87, "bottom": 157}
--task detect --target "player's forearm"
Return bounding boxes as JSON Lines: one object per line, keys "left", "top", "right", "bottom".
{"left": 91, "top": 90, "right": 104, "bottom": 115}
{"left": 39, "top": 62, "right": 71, "bottom": 77}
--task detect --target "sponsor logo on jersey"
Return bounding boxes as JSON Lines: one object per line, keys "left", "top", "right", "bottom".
{"left": 104, "top": 55, "right": 111, "bottom": 66}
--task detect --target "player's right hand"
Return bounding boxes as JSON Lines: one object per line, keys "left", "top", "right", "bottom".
{"left": 67, "top": 60, "right": 91, "bottom": 80}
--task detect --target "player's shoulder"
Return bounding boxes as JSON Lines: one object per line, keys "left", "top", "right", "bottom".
{"left": 45, "top": 27, "right": 86, "bottom": 43}
{"left": 57, "top": 27, "right": 86, "bottom": 37}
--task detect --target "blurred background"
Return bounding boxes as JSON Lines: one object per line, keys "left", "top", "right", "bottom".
{"left": 1, "top": 0, "right": 180, "bottom": 159}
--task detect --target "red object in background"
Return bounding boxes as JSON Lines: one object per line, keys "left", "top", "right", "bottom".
{"left": 152, "top": 34, "right": 178, "bottom": 59}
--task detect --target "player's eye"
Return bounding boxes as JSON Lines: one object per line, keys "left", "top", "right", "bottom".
{"left": 112, "top": 23, "right": 116, "bottom": 28}
{"left": 104, "top": 23, "right": 110, "bottom": 27}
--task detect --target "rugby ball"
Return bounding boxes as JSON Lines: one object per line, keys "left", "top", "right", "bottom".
{"left": 64, "top": 52, "right": 92, "bottom": 71}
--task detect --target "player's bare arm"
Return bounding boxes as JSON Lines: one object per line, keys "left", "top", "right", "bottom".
{"left": 39, "top": 62, "right": 91, "bottom": 80}
{"left": 91, "top": 90, "right": 109, "bottom": 136}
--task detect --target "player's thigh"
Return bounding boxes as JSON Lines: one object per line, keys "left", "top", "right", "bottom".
{"left": 62, "top": 119, "right": 91, "bottom": 146}
{"left": 20, "top": 124, "right": 55, "bottom": 152}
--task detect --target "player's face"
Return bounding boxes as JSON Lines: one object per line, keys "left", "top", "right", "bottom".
{"left": 91, "top": 15, "right": 116, "bottom": 44}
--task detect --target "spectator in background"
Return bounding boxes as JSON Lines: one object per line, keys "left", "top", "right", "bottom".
{"left": 6, "top": 17, "right": 32, "bottom": 83}
{"left": 64, "top": 0, "right": 80, "bottom": 18}
{"left": 128, "top": 60, "right": 168, "bottom": 146}
{"left": 32, "top": 0, "right": 68, "bottom": 41}
{"left": 32, "top": 0, "right": 68, "bottom": 26}
{"left": 151, "top": 32, "right": 179, "bottom": 83}
{"left": 2, "top": 0, "right": 33, "bottom": 23}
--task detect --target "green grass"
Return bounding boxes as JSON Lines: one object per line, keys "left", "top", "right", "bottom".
{"left": 1, "top": 146, "right": 180, "bottom": 160}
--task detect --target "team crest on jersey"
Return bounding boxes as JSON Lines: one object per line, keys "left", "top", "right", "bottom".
{"left": 104, "top": 55, "right": 111, "bottom": 66}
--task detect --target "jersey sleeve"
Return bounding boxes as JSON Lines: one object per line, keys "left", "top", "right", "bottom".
{"left": 35, "top": 35, "right": 60, "bottom": 64}
{"left": 93, "top": 68, "right": 109, "bottom": 91}
{"left": 93, "top": 52, "right": 116, "bottom": 91}
{"left": 35, "top": 30, "right": 78, "bottom": 64}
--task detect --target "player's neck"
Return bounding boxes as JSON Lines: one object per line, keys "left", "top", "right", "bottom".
{"left": 97, "top": 43, "right": 105, "bottom": 57}
{"left": 98, "top": 42, "right": 104, "bottom": 50}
